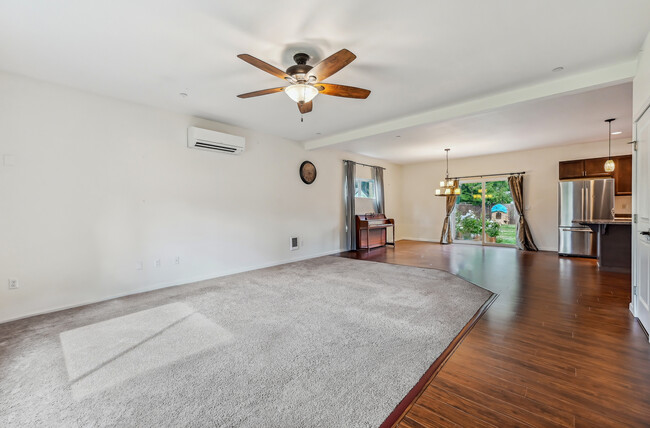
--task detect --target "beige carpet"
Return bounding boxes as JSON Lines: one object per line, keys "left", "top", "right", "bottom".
{"left": 0, "top": 256, "right": 491, "bottom": 427}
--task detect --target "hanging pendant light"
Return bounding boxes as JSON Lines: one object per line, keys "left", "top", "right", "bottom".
{"left": 604, "top": 118, "right": 615, "bottom": 172}
{"left": 435, "top": 148, "right": 460, "bottom": 196}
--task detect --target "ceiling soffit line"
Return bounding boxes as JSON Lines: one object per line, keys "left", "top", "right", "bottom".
{"left": 303, "top": 59, "right": 637, "bottom": 151}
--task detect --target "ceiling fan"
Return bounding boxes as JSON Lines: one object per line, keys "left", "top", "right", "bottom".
{"left": 236, "top": 49, "right": 371, "bottom": 114}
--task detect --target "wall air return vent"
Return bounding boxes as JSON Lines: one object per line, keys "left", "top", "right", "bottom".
{"left": 187, "top": 127, "right": 245, "bottom": 155}
{"left": 290, "top": 236, "right": 299, "bottom": 251}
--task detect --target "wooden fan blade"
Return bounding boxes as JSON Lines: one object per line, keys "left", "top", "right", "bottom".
{"left": 237, "top": 54, "right": 291, "bottom": 80}
{"left": 237, "top": 87, "right": 285, "bottom": 98}
{"left": 316, "top": 83, "right": 370, "bottom": 99}
{"left": 307, "top": 49, "right": 356, "bottom": 82}
{"left": 298, "top": 101, "right": 313, "bottom": 114}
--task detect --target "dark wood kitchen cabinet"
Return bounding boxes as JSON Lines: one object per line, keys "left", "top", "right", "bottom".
{"left": 558, "top": 160, "right": 585, "bottom": 179}
{"left": 614, "top": 155, "right": 632, "bottom": 195}
{"left": 559, "top": 154, "right": 632, "bottom": 195}
{"left": 584, "top": 157, "right": 613, "bottom": 177}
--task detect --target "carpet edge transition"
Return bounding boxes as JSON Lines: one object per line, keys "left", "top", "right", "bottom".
{"left": 380, "top": 292, "right": 498, "bottom": 428}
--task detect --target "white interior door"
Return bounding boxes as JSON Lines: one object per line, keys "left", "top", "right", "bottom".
{"left": 634, "top": 108, "right": 650, "bottom": 336}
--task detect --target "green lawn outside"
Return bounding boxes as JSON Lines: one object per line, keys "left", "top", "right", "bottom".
{"left": 496, "top": 224, "right": 517, "bottom": 245}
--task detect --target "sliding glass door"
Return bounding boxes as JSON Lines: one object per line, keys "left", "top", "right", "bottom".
{"left": 453, "top": 178, "right": 517, "bottom": 246}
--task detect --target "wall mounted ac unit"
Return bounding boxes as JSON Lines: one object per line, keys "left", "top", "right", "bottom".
{"left": 187, "top": 126, "right": 245, "bottom": 155}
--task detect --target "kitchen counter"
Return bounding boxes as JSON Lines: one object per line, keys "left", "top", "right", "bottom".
{"left": 575, "top": 220, "right": 631, "bottom": 272}
{"left": 575, "top": 219, "right": 631, "bottom": 225}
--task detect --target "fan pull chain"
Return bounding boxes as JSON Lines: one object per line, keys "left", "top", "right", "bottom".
{"left": 301, "top": 115, "right": 303, "bottom": 123}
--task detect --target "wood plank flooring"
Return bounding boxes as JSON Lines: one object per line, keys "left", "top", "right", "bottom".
{"left": 338, "top": 240, "right": 650, "bottom": 427}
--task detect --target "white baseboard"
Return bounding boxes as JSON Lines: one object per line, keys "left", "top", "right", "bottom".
{"left": 0, "top": 248, "right": 345, "bottom": 325}
{"left": 400, "top": 237, "right": 440, "bottom": 243}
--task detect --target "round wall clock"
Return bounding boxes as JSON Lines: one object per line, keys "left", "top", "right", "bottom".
{"left": 299, "top": 161, "right": 317, "bottom": 185}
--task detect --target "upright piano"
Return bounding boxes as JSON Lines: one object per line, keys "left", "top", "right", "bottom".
{"left": 355, "top": 214, "right": 395, "bottom": 250}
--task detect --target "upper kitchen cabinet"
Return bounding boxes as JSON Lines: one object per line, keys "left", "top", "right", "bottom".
{"left": 558, "top": 155, "right": 632, "bottom": 195}
{"left": 559, "top": 160, "right": 585, "bottom": 179}
{"left": 584, "top": 157, "right": 613, "bottom": 177}
{"left": 614, "top": 155, "right": 632, "bottom": 195}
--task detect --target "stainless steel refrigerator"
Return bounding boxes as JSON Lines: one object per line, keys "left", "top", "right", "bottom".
{"left": 558, "top": 178, "right": 615, "bottom": 257}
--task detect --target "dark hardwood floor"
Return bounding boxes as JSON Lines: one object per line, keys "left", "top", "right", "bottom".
{"left": 338, "top": 240, "right": 650, "bottom": 428}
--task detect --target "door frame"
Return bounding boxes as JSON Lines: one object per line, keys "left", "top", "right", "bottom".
{"left": 631, "top": 100, "right": 650, "bottom": 339}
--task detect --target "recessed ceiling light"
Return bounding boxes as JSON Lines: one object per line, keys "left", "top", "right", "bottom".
{"left": 179, "top": 92, "right": 188, "bottom": 98}
{"left": 552, "top": 66, "right": 564, "bottom": 72}
{"left": 316, "top": 132, "right": 321, "bottom": 135}
{"left": 395, "top": 135, "right": 401, "bottom": 138}
{"left": 611, "top": 131, "right": 622, "bottom": 135}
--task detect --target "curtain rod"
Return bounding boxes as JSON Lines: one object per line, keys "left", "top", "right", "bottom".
{"left": 451, "top": 171, "right": 525, "bottom": 180}
{"left": 343, "top": 160, "right": 386, "bottom": 170}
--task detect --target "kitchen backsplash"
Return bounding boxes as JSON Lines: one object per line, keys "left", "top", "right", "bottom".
{"left": 615, "top": 195, "right": 632, "bottom": 215}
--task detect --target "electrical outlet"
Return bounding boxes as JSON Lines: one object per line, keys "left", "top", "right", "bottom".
{"left": 154, "top": 259, "right": 161, "bottom": 268}
{"left": 8, "top": 278, "right": 19, "bottom": 289}
{"left": 174, "top": 256, "right": 180, "bottom": 265}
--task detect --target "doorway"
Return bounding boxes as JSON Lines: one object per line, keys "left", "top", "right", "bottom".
{"left": 452, "top": 179, "right": 517, "bottom": 246}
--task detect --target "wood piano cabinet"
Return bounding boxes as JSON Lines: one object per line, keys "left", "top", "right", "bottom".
{"left": 355, "top": 214, "right": 395, "bottom": 250}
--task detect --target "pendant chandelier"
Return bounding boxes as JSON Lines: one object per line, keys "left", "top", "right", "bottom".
{"left": 604, "top": 118, "right": 615, "bottom": 172}
{"left": 435, "top": 148, "right": 460, "bottom": 196}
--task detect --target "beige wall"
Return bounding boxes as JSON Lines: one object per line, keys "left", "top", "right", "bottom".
{"left": 634, "top": 31, "right": 650, "bottom": 119}
{"left": 400, "top": 140, "right": 632, "bottom": 251}
{"left": 0, "top": 70, "right": 402, "bottom": 323}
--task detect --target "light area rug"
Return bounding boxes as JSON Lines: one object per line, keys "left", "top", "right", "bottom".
{"left": 0, "top": 256, "right": 491, "bottom": 427}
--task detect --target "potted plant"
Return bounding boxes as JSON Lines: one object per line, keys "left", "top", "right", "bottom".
{"left": 460, "top": 212, "right": 482, "bottom": 240}
{"left": 454, "top": 211, "right": 465, "bottom": 239}
{"left": 486, "top": 220, "right": 500, "bottom": 243}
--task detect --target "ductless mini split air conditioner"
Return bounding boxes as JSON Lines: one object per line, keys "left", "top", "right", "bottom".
{"left": 187, "top": 126, "right": 245, "bottom": 155}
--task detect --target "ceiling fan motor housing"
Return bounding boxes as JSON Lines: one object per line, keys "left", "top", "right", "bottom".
{"left": 286, "top": 53, "right": 313, "bottom": 80}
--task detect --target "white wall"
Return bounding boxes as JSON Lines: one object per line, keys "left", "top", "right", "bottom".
{"left": 400, "top": 140, "right": 632, "bottom": 251}
{"left": 0, "top": 71, "right": 401, "bottom": 323}
{"left": 634, "top": 31, "right": 650, "bottom": 120}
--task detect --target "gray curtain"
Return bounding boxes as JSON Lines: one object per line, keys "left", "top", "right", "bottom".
{"left": 371, "top": 167, "right": 385, "bottom": 214}
{"left": 344, "top": 161, "right": 357, "bottom": 250}
{"left": 508, "top": 175, "right": 538, "bottom": 251}
{"left": 440, "top": 193, "right": 457, "bottom": 244}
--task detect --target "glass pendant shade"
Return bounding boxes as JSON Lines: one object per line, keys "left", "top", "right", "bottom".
{"left": 285, "top": 84, "right": 319, "bottom": 103}
{"left": 604, "top": 159, "right": 615, "bottom": 172}
{"left": 454, "top": 188, "right": 461, "bottom": 195}
{"left": 440, "top": 181, "right": 445, "bottom": 187}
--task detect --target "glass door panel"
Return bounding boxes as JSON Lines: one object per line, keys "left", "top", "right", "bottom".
{"left": 454, "top": 182, "right": 484, "bottom": 243}
{"left": 484, "top": 179, "right": 517, "bottom": 246}
{"left": 453, "top": 179, "right": 517, "bottom": 247}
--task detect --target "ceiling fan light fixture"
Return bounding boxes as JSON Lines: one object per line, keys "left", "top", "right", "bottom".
{"left": 285, "top": 84, "right": 319, "bottom": 104}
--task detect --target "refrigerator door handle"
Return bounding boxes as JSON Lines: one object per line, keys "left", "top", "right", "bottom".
{"left": 581, "top": 185, "right": 585, "bottom": 220}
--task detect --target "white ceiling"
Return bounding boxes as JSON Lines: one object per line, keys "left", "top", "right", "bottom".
{"left": 335, "top": 82, "right": 633, "bottom": 164}
{"left": 0, "top": 0, "right": 649, "bottom": 161}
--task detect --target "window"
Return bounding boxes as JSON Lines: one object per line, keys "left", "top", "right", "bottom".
{"left": 355, "top": 178, "right": 375, "bottom": 199}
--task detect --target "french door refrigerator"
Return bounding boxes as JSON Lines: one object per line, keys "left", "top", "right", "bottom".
{"left": 558, "top": 178, "right": 614, "bottom": 257}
